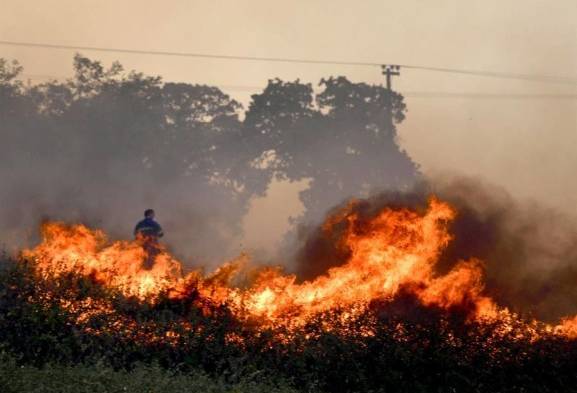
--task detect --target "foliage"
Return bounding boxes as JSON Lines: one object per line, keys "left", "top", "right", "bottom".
{"left": 0, "top": 56, "right": 418, "bottom": 261}
{"left": 0, "top": 352, "right": 300, "bottom": 393}
{"left": 1, "top": 258, "right": 577, "bottom": 393}
{"left": 243, "top": 77, "right": 417, "bottom": 224}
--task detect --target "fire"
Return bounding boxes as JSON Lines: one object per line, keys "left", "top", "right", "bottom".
{"left": 20, "top": 197, "right": 577, "bottom": 339}
{"left": 557, "top": 316, "right": 577, "bottom": 339}
{"left": 24, "top": 222, "right": 185, "bottom": 299}
{"left": 238, "top": 198, "right": 494, "bottom": 326}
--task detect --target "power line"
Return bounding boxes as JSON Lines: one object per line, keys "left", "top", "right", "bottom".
{"left": 3, "top": 40, "right": 577, "bottom": 85}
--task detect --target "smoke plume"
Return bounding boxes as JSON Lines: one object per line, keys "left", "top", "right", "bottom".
{"left": 293, "top": 176, "right": 577, "bottom": 322}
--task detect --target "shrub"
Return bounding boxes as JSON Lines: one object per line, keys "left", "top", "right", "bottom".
{"left": 1, "top": 258, "right": 577, "bottom": 393}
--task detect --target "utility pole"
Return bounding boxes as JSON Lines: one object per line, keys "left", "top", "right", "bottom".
{"left": 381, "top": 65, "right": 401, "bottom": 90}
{"left": 381, "top": 65, "right": 401, "bottom": 131}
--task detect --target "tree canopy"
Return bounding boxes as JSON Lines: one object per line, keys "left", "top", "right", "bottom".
{"left": 0, "top": 56, "right": 419, "bottom": 261}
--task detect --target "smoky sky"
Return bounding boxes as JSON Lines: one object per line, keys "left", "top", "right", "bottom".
{"left": 2, "top": 0, "right": 575, "bottom": 217}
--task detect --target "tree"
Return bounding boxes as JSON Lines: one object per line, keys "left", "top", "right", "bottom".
{"left": 0, "top": 56, "right": 262, "bottom": 263}
{"left": 243, "top": 76, "right": 419, "bottom": 225}
{"left": 0, "top": 56, "right": 419, "bottom": 264}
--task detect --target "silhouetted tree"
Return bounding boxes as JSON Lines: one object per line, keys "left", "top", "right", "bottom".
{"left": 0, "top": 56, "right": 418, "bottom": 261}
{"left": 243, "top": 76, "right": 418, "bottom": 224}
{"left": 0, "top": 56, "right": 259, "bottom": 262}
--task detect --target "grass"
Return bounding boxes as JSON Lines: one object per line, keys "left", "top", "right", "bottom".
{"left": 0, "top": 352, "right": 302, "bottom": 393}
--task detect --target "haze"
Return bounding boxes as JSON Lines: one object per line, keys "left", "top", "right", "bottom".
{"left": 1, "top": 0, "right": 576, "bottom": 254}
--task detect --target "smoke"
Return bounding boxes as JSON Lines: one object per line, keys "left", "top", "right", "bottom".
{"left": 435, "top": 176, "right": 577, "bottom": 322}
{"left": 0, "top": 151, "right": 243, "bottom": 267}
{"left": 1, "top": 116, "right": 266, "bottom": 267}
{"left": 2, "top": 60, "right": 423, "bottom": 273}
{"left": 292, "top": 176, "right": 577, "bottom": 322}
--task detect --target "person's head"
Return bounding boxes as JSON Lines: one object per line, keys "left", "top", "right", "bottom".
{"left": 144, "top": 209, "right": 155, "bottom": 219}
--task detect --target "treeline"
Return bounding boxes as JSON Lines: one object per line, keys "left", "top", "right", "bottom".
{"left": 0, "top": 56, "right": 418, "bottom": 261}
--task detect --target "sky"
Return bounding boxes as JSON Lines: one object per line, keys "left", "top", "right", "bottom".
{"left": 1, "top": 0, "right": 576, "bottom": 252}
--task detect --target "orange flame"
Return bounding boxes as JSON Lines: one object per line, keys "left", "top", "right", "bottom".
{"left": 21, "top": 197, "right": 577, "bottom": 338}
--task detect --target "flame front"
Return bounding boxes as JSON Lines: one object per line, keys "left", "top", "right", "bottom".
{"left": 21, "top": 197, "right": 577, "bottom": 339}
{"left": 240, "top": 198, "right": 494, "bottom": 326}
{"left": 24, "top": 223, "right": 185, "bottom": 299}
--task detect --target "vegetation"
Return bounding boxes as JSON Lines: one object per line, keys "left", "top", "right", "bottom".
{"left": 0, "top": 354, "right": 299, "bottom": 393}
{"left": 0, "top": 56, "right": 417, "bottom": 262}
{"left": 1, "top": 258, "right": 577, "bottom": 393}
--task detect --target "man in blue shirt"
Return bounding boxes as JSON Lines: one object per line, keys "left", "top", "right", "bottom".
{"left": 134, "top": 209, "right": 164, "bottom": 269}
{"left": 134, "top": 209, "right": 164, "bottom": 239}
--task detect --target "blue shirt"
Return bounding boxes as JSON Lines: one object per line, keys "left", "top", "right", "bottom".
{"left": 134, "top": 218, "right": 164, "bottom": 239}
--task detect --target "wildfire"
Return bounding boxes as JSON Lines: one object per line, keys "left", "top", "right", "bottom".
{"left": 24, "top": 222, "right": 185, "bottom": 299}
{"left": 21, "top": 197, "right": 577, "bottom": 339}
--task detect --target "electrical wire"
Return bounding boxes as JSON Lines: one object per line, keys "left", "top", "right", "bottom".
{"left": 2, "top": 40, "right": 577, "bottom": 85}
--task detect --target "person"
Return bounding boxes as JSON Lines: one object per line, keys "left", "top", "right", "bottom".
{"left": 134, "top": 209, "right": 164, "bottom": 269}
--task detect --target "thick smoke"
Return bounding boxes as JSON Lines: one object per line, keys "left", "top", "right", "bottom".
{"left": 293, "top": 177, "right": 577, "bottom": 322}
{"left": 1, "top": 58, "right": 418, "bottom": 270}
{"left": 0, "top": 146, "right": 246, "bottom": 267}
{"left": 0, "top": 57, "right": 254, "bottom": 266}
